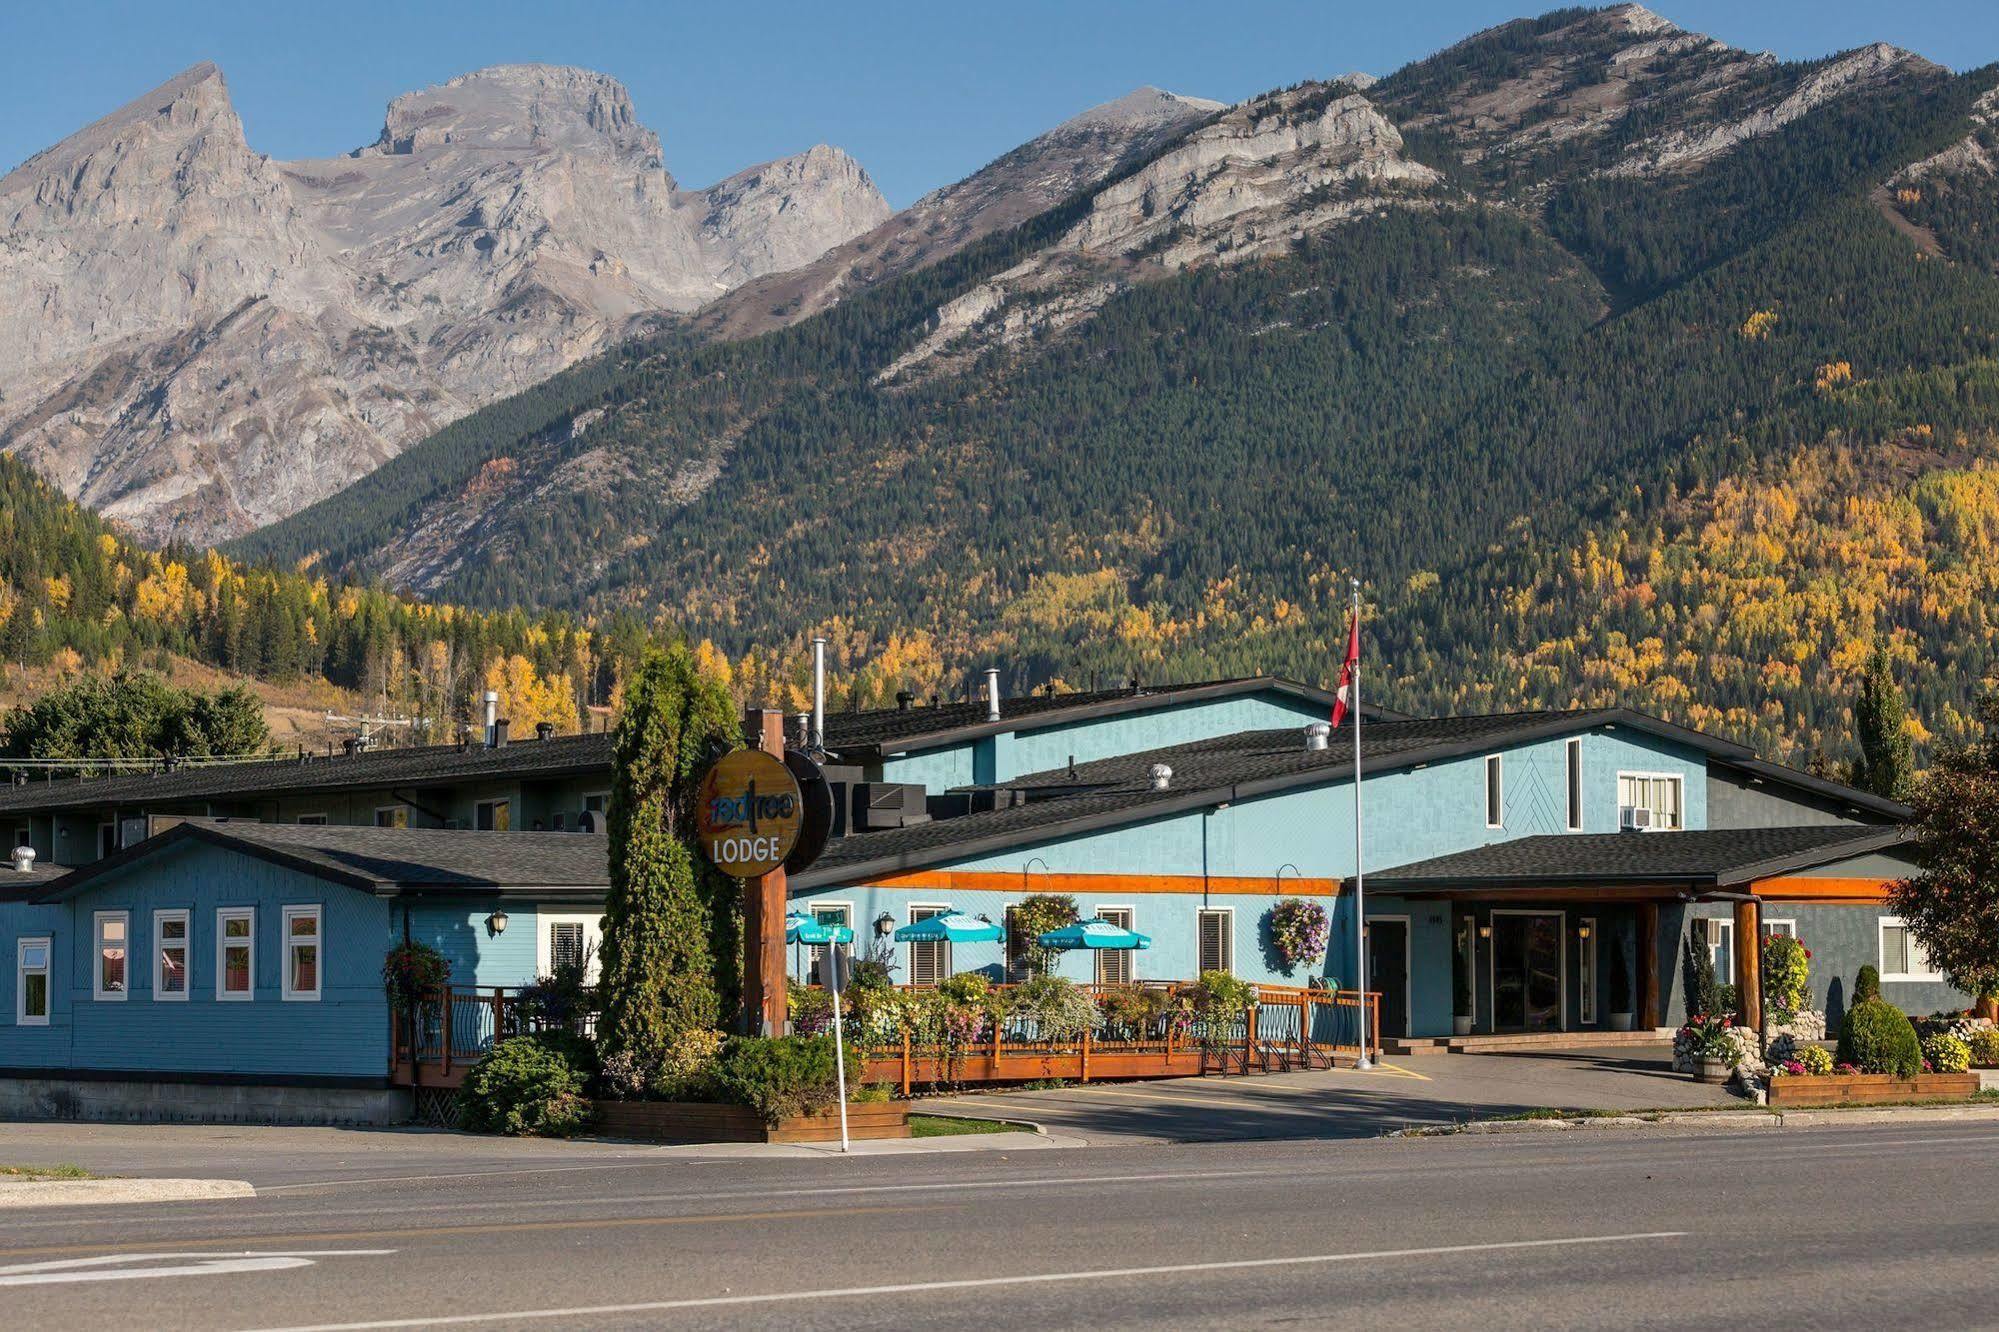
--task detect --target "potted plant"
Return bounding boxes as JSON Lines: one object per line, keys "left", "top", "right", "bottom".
{"left": 1451, "top": 944, "right": 1473, "bottom": 1036}
{"left": 1606, "top": 943, "right": 1634, "bottom": 1032}
{"left": 1680, "top": 1012, "right": 1738, "bottom": 1083}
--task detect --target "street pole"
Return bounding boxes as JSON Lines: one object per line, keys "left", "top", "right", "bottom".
{"left": 829, "top": 947, "right": 851, "bottom": 1154}
{"left": 1351, "top": 578, "right": 1371, "bottom": 1071}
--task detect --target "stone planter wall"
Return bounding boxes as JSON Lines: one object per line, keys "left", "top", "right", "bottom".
{"left": 593, "top": 1099, "right": 910, "bottom": 1144}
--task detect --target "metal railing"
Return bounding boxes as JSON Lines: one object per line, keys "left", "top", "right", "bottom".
{"left": 390, "top": 984, "right": 597, "bottom": 1085}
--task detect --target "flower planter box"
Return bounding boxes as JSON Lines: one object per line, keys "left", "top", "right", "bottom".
{"left": 1766, "top": 1073, "right": 1981, "bottom": 1107}
{"left": 592, "top": 1099, "right": 910, "bottom": 1144}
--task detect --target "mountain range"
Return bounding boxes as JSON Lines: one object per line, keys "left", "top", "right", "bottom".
{"left": 8, "top": 4, "right": 1999, "bottom": 768}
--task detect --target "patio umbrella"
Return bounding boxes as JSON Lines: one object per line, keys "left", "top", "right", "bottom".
{"left": 1036, "top": 919, "right": 1152, "bottom": 951}
{"left": 784, "top": 912, "right": 854, "bottom": 946}
{"left": 892, "top": 911, "right": 1003, "bottom": 943}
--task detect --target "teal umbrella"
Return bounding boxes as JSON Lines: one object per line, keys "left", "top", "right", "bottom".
{"left": 785, "top": 912, "right": 854, "bottom": 946}
{"left": 1037, "top": 919, "right": 1152, "bottom": 951}
{"left": 893, "top": 911, "right": 1003, "bottom": 943}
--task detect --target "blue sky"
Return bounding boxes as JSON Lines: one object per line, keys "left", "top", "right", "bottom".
{"left": 5, "top": 2, "right": 1997, "bottom": 207}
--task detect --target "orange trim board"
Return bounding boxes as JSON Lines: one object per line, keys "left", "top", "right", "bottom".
{"left": 864, "top": 869, "right": 1339, "bottom": 897}
{"left": 1751, "top": 876, "right": 1897, "bottom": 903}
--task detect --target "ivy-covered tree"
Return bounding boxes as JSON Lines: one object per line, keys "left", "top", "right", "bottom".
{"left": 597, "top": 644, "right": 742, "bottom": 1072}
{"left": 1849, "top": 642, "right": 1915, "bottom": 802}
{"left": 1, "top": 672, "right": 268, "bottom": 772}
{"left": 1888, "top": 697, "right": 1999, "bottom": 1000}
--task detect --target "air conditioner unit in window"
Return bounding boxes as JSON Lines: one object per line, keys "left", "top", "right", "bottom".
{"left": 1619, "top": 806, "right": 1653, "bottom": 831}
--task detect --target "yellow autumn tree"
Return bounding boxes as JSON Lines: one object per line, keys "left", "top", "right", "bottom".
{"left": 481, "top": 654, "right": 580, "bottom": 736}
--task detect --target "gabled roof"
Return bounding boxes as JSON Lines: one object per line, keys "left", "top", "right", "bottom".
{"left": 1362, "top": 825, "right": 1909, "bottom": 894}
{"left": 37, "top": 819, "right": 611, "bottom": 901}
{"left": 0, "top": 732, "right": 614, "bottom": 816}
{"left": 822, "top": 675, "right": 1403, "bottom": 758}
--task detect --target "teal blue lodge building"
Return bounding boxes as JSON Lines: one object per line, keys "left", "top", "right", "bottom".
{"left": 0, "top": 677, "right": 1940, "bottom": 1119}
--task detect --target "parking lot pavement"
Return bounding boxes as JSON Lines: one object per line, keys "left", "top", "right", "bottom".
{"left": 916, "top": 1045, "right": 1740, "bottom": 1143}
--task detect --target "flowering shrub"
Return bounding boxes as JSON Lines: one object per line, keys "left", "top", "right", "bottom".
{"left": 1266, "top": 899, "right": 1330, "bottom": 972}
{"left": 1773, "top": 1059, "right": 1808, "bottom": 1077}
{"left": 1009, "top": 976, "right": 1097, "bottom": 1043}
{"left": 1921, "top": 1031, "right": 1971, "bottom": 1074}
{"left": 1760, "top": 935, "right": 1811, "bottom": 1021}
{"left": 1679, "top": 1013, "right": 1740, "bottom": 1064}
{"left": 382, "top": 940, "right": 449, "bottom": 1011}
{"left": 1097, "top": 984, "right": 1174, "bottom": 1039}
{"left": 1971, "top": 1029, "right": 1999, "bottom": 1067}
{"left": 1795, "top": 1044, "right": 1833, "bottom": 1076}
{"left": 598, "top": 1027, "right": 725, "bottom": 1100}
{"left": 789, "top": 981, "right": 835, "bottom": 1037}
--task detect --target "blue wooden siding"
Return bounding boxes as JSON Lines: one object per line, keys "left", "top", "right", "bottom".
{"left": 397, "top": 898, "right": 545, "bottom": 987}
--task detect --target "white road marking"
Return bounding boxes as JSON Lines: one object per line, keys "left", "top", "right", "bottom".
{"left": 245, "top": 1231, "right": 1687, "bottom": 1330}
{"left": 0, "top": 1250, "right": 392, "bottom": 1288}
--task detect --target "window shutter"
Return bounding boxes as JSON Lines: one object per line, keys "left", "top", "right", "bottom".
{"left": 551, "top": 923, "right": 585, "bottom": 973}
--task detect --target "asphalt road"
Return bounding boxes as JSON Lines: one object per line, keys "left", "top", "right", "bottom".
{"left": 5, "top": 1121, "right": 1999, "bottom": 1329}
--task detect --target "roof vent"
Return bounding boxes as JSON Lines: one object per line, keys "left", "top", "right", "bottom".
{"left": 1149, "top": 763, "right": 1173, "bottom": 791}
{"left": 984, "top": 668, "right": 1002, "bottom": 723}
{"left": 896, "top": 690, "right": 915, "bottom": 712}
{"left": 536, "top": 722, "right": 555, "bottom": 742}
{"left": 483, "top": 690, "right": 500, "bottom": 746}
{"left": 12, "top": 845, "right": 34, "bottom": 874}
{"left": 492, "top": 719, "right": 510, "bottom": 749}
{"left": 1304, "top": 722, "right": 1331, "bottom": 752}
{"left": 342, "top": 737, "right": 364, "bottom": 757}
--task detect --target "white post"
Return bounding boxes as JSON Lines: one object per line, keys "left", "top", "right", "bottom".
{"left": 1351, "top": 579, "right": 1372, "bottom": 1070}
{"left": 830, "top": 947, "right": 851, "bottom": 1154}
{"left": 811, "top": 636, "right": 828, "bottom": 751}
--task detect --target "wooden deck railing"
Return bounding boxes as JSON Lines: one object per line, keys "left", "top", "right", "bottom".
{"left": 391, "top": 985, "right": 595, "bottom": 1089}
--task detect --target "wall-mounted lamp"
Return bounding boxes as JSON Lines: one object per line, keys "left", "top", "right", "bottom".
{"left": 486, "top": 909, "right": 509, "bottom": 936}
{"left": 1577, "top": 923, "right": 1592, "bottom": 940}
{"left": 1477, "top": 923, "right": 1492, "bottom": 940}
{"left": 874, "top": 912, "right": 896, "bottom": 938}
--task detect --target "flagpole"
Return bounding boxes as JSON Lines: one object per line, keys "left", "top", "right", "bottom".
{"left": 1351, "top": 577, "right": 1371, "bottom": 1070}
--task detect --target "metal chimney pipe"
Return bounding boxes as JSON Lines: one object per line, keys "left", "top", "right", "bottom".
{"left": 811, "top": 636, "right": 827, "bottom": 750}
{"left": 985, "top": 667, "right": 1002, "bottom": 723}
{"left": 483, "top": 691, "right": 499, "bottom": 747}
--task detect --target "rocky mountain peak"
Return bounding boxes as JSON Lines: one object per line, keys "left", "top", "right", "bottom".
{"left": 2, "top": 60, "right": 241, "bottom": 193}
{"left": 364, "top": 63, "right": 663, "bottom": 166}
{"left": 1054, "top": 87, "right": 1226, "bottom": 137}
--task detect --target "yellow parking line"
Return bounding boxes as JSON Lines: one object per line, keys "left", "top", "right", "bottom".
{"left": 1362, "top": 1060, "right": 1431, "bottom": 1081}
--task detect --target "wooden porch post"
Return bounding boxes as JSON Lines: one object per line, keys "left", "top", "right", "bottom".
{"left": 1638, "top": 902, "right": 1660, "bottom": 1030}
{"left": 742, "top": 708, "right": 791, "bottom": 1038}
{"left": 1734, "top": 898, "right": 1762, "bottom": 1031}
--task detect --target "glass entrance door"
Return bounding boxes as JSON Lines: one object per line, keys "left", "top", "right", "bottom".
{"left": 1492, "top": 912, "right": 1564, "bottom": 1032}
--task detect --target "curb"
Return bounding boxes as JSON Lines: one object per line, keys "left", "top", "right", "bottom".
{"left": 1775, "top": 1104, "right": 1999, "bottom": 1127}
{"left": 912, "top": 1109, "right": 1051, "bottom": 1137}
{"left": 0, "top": 1178, "right": 254, "bottom": 1208}
{"left": 1398, "top": 1102, "right": 1999, "bottom": 1138}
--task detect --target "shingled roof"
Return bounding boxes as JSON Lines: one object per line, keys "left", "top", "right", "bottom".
{"left": 36, "top": 819, "right": 612, "bottom": 901}
{"left": 1363, "top": 825, "right": 1908, "bottom": 892}
{"left": 0, "top": 732, "right": 615, "bottom": 816}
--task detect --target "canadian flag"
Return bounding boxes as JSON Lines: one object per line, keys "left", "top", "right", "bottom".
{"left": 1329, "top": 609, "right": 1360, "bottom": 730}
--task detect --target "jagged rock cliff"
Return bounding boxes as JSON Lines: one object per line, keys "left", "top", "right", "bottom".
{"left": 0, "top": 63, "right": 888, "bottom": 543}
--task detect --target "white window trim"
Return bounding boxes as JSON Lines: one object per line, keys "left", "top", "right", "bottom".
{"left": 16, "top": 936, "right": 50, "bottom": 1027}
{"left": 153, "top": 908, "right": 190, "bottom": 1002}
{"left": 1706, "top": 916, "right": 1735, "bottom": 982}
{"left": 1095, "top": 905, "right": 1137, "bottom": 985}
{"left": 217, "top": 907, "right": 256, "bottom": 1001}
{"left": 281, "top": 905, "right": 322, "bottom": 1001}
{"left": 537, "top": 910, "right": 604, "bottom": 983}
{"left": 92, "top": 909, "right": 129, "bottom": 1001}
{"left": 907, "top": 903, "right": 952, "bottom": 987}
{"left": 1484, "top": 754, "right": 1504, "bottom": 829}
{"left": 582, "top": 790, "right": 610, "bottom": 812}
{"left": 1565, "top": 738, "right": 1584, "bottom": 832}
{"left": 1879, "top": 915, "right": 1942, "bottom": 983}
{"left": 1196, "top": 906, "right": 1236, "bottom": 976}
{"left": 1617, "top": 770, "right": 1686, "bottom": 831}
{"left": 1761, "top": 918, "right": 1797, "bottom": 939}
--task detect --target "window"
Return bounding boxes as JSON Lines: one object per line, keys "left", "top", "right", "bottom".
{"left": 17, "top": 937, "right": 50, "bottom": 1026}
{"left": 805, "top": 903, "right": 853, "bottom": 987}
{"left": 93, "top": 911, "right": 128, "bottom": 1000}
{"left": 1484, "top": 755, "right": 1504, "bottom": 828}
{"left": 374, "top": 806, "right": 409, "bottom": 829}
{"left": 1578, "top": 917, "right": 1597, "bottom": 1025}
{"left": 10, "top": 826, "right": 28, "bottom": 854}
{"left": 582, "top": 793, "right": 608, "bottom": 815}
{"left": 1705, "top": 917, "right": 1734, "bottom": 984}
{"left": 537, "top": 912, "right": 603, "bottom": 982}
{"left": 296, "top": 813, "right": 328, "bottom": 826}
{"left": 1566, "top": 739, "right": 1584, "bottom": 832}
{"left": 1880, "top": 916, "right": 1940, "bottom": 982}
{"left": 1618, "top": 773, "right": 1684, "bottom": 831}
{"left": 1761, "top": 919, "right": 1797, "bottom": 939}
{"left": 154, "top": 909, "right": 189, "bottom": 1001}
{"left": 282, "top": 906, "right": 321, "bottom": 1001}
{"left": 476, "top": 799, "right": 511, "bottom": 832}
{"left": 217, "top": 908, "right": 254, "bottom": 1000}
{"left": 907, "top": 905, "right": 950, "bottom": 988}
{"left": 1096, "top": 907, "right": 1135, "bottom": 986}
{"left": 1197, "top": 908, "right": 1234, "bottom": 975}
{"left": 98, "top": 822, "right": 117, "bottom": 859}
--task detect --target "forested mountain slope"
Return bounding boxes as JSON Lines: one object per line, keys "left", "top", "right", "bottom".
{"left": 205, "top": 6, "right": 1999, "bottom": 764}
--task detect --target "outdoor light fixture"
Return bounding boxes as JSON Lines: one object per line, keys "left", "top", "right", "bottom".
{"left": 1478, "top": 922, "right": 1492, "bottom": 940}
{"left": 486, "top": 909, "right": 509, "bottom": 936}
{"left": 1577, "top": 923, "right": 1592, "bottom": 940}
{"left": 874, "top": 912, "right": 895, "bottom": 938}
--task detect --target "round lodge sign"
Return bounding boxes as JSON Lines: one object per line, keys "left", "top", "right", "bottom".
{"left": 696, "top": 749, "right": 805, "bottom": 877}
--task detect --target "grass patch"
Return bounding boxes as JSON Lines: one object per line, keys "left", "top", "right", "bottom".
{"left": 910, "top": 1114, "right": 1033, "bottom": 1138}
{"left": 0, "top": 1163, "right": 94, "bottom": 1180}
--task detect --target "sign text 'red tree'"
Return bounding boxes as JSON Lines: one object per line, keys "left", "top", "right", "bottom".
{"left": 695, "top": 749, "right": 803, "bottom": 878}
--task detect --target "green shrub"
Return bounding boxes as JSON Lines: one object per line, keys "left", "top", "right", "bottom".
{"left": 598, "top": 1026, "right": 723, "bottom": 1100}
{"left": 1836, "top": 998, "right": 1922, "bottom": 1077}
{"left": 937, "top": 971, "right": 998, "bottom": 1011}
{"left": 1923, "top": 1031, "right": 1972, "bottom": 1074}
{"left": 1854, "top": 965, "right": 1881, "bottom": 1003}
{"left": 1195, "top": 971, "right": 1257, "bottom": 1016}
{"left": 712, "top": 1034, "right": 860, "bottom": 1126}
{"left": 1971, "top": 1029, "right": 1999, "bottom": 1068}
{"left": 1796, "top": 1043, "right": 1833, "bottom": 1076}
{"left": 849, "top": 1082, "right": 893, "bottom": 1104}
{"left": 457, "top": 1035, "right": 592, "bottom": 1137}
{"left": 1008, "top": 976, "right": 1097, "bottom": 1041}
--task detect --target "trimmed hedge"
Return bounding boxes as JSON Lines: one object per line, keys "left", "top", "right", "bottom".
{"left": 1836, "top": 998, "right": 1922, "bottom": 1078}
{"left": 458, "top": 1035, "right": 593, "bottom": 1137}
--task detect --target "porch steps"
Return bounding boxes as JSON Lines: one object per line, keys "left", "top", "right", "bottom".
{"left": 1379, "top": 1038, "right": 1451, "bottom": 1056}
{"left": 1448, "top": 1030, "right": 1673, "bottom": 1055}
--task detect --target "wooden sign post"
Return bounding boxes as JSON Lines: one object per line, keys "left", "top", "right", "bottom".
{"left": 745, "top": 710, "right": 789, "bottom": 1036}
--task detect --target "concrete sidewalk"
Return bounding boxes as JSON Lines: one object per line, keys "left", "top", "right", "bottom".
{"left": 915, "top": 1044, "right": 1738, "bottom": 1144}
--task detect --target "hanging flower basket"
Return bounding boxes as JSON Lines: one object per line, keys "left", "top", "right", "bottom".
{"left": 1267, "top": 899, "right": 1329, "bottom": 972}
